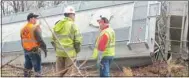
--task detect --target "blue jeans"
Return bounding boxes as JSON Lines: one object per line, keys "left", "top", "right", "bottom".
{"left": 100, "top": 56, "right": 113, "bottom": 77}
{"left": 24, "top": 50, "right": 41, "bottom": 77}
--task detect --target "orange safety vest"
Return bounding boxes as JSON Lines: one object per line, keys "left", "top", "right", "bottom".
{"left": 20, "top": 23, "right": 39, "bottom": 51}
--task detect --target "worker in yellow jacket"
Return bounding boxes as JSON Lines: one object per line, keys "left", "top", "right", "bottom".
{"left": 51, "top": 6, "right": 82, "bottom": 76}
{"left": 92, "top": 10, "right": 115, "bottom": 77}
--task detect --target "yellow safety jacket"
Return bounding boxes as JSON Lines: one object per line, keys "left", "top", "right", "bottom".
{"left": 92, "top": 27, "right": 115, "bottom": 59}
{"left": 52, "top": 17, "right": 82, "bottom": 57}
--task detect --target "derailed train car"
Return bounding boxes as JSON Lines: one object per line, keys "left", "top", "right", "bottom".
{"left": 1, "top": 1, "right": 165, "bottom": 67}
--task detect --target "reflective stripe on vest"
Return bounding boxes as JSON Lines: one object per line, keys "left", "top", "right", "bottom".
{"left": 22, "top": 39, "right": 38, "bottom": 43}
{"left": 56, "top": 46, "right": 75, "bottom": 52}
{"left": 56, "top": 34, "right": 70, "bottom": 38}
{"left": 95, "top": 44, "right": 115, "bottom": 48}
{"left": 55, "top": 23, "right": 82, "bottom": 40}
{"left": 55, "top": 33, "right": 81, "bottom": 39}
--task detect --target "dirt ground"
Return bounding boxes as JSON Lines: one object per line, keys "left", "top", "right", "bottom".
{"left": 131, "top": 60, "right": 188, "bottom": 76}
{"left": 1, "top": 60, "right": 188, "bottom": 77}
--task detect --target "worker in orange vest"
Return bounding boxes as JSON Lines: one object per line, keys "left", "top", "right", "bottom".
{"left": 20, "top": 13, "right": 47, "bottom": 77}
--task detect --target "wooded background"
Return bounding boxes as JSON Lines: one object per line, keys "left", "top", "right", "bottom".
{"left": 1, "top": 1, "right": 77, "bottom": 16}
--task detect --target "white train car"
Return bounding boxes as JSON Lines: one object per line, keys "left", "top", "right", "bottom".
{"left": 2, "top": 1, "right": 161, "bottom": 67}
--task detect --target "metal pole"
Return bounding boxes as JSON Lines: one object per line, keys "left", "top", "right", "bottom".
{"left": 180, "top": 3, "right": 186, "bottom": 55}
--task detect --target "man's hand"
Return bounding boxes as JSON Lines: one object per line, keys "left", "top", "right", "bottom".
{"left": 51, "top": 41, "right": 55, "bottom": 47}
{"left": 74, "top": 42, "right": 81, "bottom": 54}
{"left": 44, "top": 49, "right": 48, "bottom": 58}
{"left": 96, "top": 63, "right": 100, "bottom": 69}
{"left": 51, "top": 41, "right": 56, "bottom": 51}
{"left": 96, "top": 62, "right": 103, "bottom": 69}
{"left": 97, "top": 52, "right": 103, "bottom": 63}
{"left": 96, "top": 51, "right": 103, "bottom": 68}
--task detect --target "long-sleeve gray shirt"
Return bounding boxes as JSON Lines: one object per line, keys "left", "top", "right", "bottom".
{"left": 34, "top": 26, "right": 47, "bottom": 52}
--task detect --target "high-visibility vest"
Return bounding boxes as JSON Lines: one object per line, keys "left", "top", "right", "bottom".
{"left": 52, "top": 17, "right": 82, "bottom": 57}
{"left": 92, "top": 27, "right": 115, "bottom": 59}
{"left": 20, "top": 23, "right": 39, "bottom": 51}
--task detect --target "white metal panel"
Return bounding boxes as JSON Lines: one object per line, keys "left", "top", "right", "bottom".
{"left": 2, "top": 22, "right": 26, "bottom": 42}
{"left": 110, "top": 3, "right": 134, "bottom": 29}
{"left": 148, "top": 1, "right": 159, "bottom": 4}
{"left": 169, "top": 1, "right": 187, "bottom": 16}
{"left": 148, "top": 17, "right": 156, "bottom": 52}
{"left": 149, "top": 3, "right": 160, "bottom": 17}
{"left": 129, "top": 1, "right": 148, "bottom": 43}
{"left": 2, "top": 3, "right": 134, "bottom": 52}
{"left": 132, "top": 6, "right": 148, "bottom": 20}
{"left": 76, "top": 3, "right": 134, "bottom": 33}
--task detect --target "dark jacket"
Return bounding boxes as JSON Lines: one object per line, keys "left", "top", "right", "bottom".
{"left": 34, "top": 26, "right": 47, "bottom": 52}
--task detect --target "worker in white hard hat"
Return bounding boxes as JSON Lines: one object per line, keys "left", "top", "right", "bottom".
{"left": 92, "top": 10, "right": 115, "bottom": 77}
{"left": 51, "top": 6, "right": 82, "bottom": 76}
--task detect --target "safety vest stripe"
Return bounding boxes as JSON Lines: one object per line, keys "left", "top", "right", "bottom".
{"left": 55, "top": 33, "right": 81, "bottom": 39}
{"left": 56, "top": 46, "right": 75, "bottom": 52}
{"left": 95, "top": 45, "right": 115, "bottom": 48}
{"left": 22, "top": 39, "right": 38, "bottom": 43}
{"left": 106, "top": 45, "right": 115, "bottom": 48}
{"left": 105, "top": 30, "right": 115, "bottom": 46}
{"left": 56, "top": 34, "right": 70, "bottom": 38}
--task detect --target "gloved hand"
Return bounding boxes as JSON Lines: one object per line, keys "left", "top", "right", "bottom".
{"left": 51, "top": 41, "right": 55, "bottom": 47}
{"left": 74, "top": 42, "right": 81, "bottom": 54}
{"left": 96, "top": 63, "right": 100, "bottom": 69}
{"left": 51, "top": 41, "right": 56, "bottom": 50}
{"left": 44, "top": 49, "right": 48, "bottom": 58}
{"left": 96, "top": 51, "right": 103, "bottom": 68}
{"left": 31, "top": 47, "right": 39, "bottom": 52}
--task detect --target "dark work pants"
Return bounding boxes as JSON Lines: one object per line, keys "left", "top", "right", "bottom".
{"left": 24, "top": 50, "right": 41, "bottom": 77}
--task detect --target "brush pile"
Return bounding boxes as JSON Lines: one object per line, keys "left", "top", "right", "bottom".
{"left": 1, "top": 60, "right": 188, "bottom": 77}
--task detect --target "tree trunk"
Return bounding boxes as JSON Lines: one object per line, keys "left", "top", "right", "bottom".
{"left": 21, "top": 1, "right": 24, "bottom": 12}
{"left": 12, "top": 1, "right": 18, "bottom": 13}
{"left": 37, "top": 1, "right": 44, "bottom": 8}
{"left": 2, "top": 2, "right": 5, "bottom": 15}
{"left": 54, "top": 1, "right": 62, "bottom": 5}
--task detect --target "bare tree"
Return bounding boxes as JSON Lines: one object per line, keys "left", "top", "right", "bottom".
{"left": 2, "top": 1, "right": 67, "bottom": 16}
{"left": 2, "top": 1, "right": 26, "bottom": 15}
{"left": 21, "top": 1, "right": 24, "bottom": 12}
{"left": 53, "top": 1, "right": 62, "bottom": 5}
{"left": 37, "top": 1, "right": 44, "bottom": 8}
{"left": 6, "top": 1, "right": 12, "bottom": 15}
{"left": 1, "top": 1, "right": 5, "bottom": 15}
{"left": 12, "top": 1, "right": 19, "bottom": 13}
{"left": 26, "top": 1, "right": 34, "bottom": 11}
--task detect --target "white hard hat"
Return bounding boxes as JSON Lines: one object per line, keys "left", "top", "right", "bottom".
{"left": 90, "top": 9, "right": 112, "bottom": 27}
{"left": 64, "top": 6, "right": 75, "bottom": 14}
{"left": 96, "top": 9, "right": 112, "bottom": 21}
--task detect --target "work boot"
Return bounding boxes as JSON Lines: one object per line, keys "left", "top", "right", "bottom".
{"left": 24, "top": 69, "right": 32, "bottom": 77}
{"left": 34, "top": 71, "right": 41, "bottom": 77}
